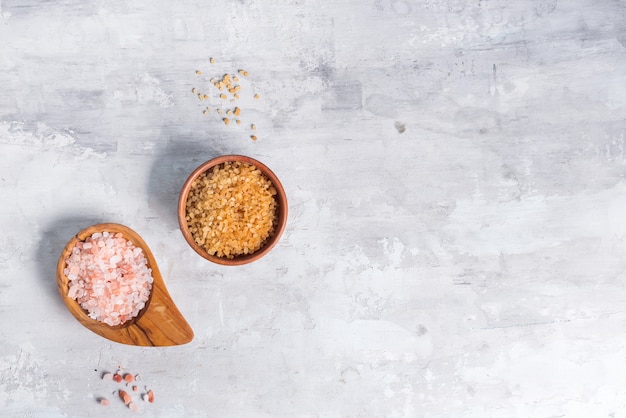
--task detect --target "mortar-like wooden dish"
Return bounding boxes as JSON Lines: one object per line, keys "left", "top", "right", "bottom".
{"left": 56, "top": 223, "right": 194, "bottom": 346}
{"left": 178, "top": 155, "right": 288, "bottom": 266}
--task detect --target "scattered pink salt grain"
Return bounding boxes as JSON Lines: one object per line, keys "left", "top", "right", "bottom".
{"left": 98, "top": 367, "right": 156, "bottom": 409}
{"left": 64, "top": 231, "right": 153, "bottom": 326}
{"left": 119, "top": 390, "right": 132, "bottom": 405}
{"left": 99, "top": 398, "right": 110, "bottom": 406}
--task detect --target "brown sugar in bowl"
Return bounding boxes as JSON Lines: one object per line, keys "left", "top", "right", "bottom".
{"left": 177, "top": 155, "right": 288, "bottom": 265}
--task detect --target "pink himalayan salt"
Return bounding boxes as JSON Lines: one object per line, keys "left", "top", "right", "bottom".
{"left": 64, "top": 231, "right": 153, "bottom": 326}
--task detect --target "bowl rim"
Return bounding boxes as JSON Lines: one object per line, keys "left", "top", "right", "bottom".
{"left": 177, "top": 154, "right": 288, "bottom": 265}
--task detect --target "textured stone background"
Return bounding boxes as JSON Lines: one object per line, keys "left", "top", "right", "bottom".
{"left": 1, "top": 0, "right": 626, "bottom": 416}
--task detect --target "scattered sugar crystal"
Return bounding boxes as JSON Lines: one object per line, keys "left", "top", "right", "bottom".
{"left": 64, "top": 231, "right": 153, "bottom": 326}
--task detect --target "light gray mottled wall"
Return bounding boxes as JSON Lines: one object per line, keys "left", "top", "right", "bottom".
{"left": 1, "top": 0, "right": 626, "bottom": 416}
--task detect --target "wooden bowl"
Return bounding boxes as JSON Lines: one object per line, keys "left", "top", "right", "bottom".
{"left": 178, "top": 155, "right": 288, "bottom": 266}
{"left": 56, "top": 223, "right": 194, "bottom": 346}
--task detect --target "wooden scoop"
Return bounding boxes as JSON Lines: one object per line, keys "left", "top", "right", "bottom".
{"left": 56, "top": 223, "right": 194, "bottom": 346}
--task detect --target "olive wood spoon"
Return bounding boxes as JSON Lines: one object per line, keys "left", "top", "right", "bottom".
{"left": 56, "top": 223, "right": 194, "bottom": 346}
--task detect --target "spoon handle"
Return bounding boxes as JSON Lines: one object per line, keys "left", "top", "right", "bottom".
{"left": 131, "top": 282, "right": 194, "bottom": 346}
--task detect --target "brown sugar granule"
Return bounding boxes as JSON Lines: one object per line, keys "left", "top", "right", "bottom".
{"left": 185, "top": 161, "right": 277, "bottom": 258}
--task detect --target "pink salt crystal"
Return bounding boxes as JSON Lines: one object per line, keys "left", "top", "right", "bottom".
{"left": 68, "top": 285, "right": 80, "bottom": 299}
{"left": 129, "top": 402, "right": 140, "bottom": 412}
{"left": 64, "top": 231, "right": 153, "bottom": 326}
{"left": 102, "top": 372, "right": 113, "bottom": 381}
{"left": 99, "top": 398, "right": 110, "bottom": 406}
{"left": 119, "top": 390, "right": 132, "bottom": 405}
{"left": 142, "top": 393, "right": 149, "bottom": 402}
